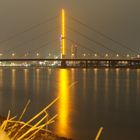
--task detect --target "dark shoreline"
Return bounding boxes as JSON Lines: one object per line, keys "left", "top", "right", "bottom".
{"left": 0, "top": 115, "right": 72, "bottom": 140}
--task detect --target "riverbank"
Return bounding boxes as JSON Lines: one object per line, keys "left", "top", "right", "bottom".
{"left": 0, "top": 116, "right": 72, "bottom": 140}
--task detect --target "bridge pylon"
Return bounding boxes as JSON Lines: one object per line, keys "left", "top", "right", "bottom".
{"left": 60, "top": 9, "right": 66, "bottom": 59}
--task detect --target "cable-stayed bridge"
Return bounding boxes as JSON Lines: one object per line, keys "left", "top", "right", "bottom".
{"left": 0, "top": 10, "right": 139, "bottom": 68}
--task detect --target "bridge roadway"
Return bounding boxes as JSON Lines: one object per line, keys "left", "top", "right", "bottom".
{"left": 0, "top": 58, "right": 140, "bottom": 68}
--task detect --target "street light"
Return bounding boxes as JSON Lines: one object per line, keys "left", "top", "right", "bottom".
{"left": 36, "top": 53, "right": 39, "bottom": 57}
{"left": 94, "top": 53, "right": 97, "bottom": 57}
{"left": 83, "top": 53, "right": 86, "bottom": 57}
{"left": 48, "top": 53, "right": 51, "bottom": 57}
{"left": 127, "top": 54, "right": 130, "bottom": 58}
{"left": 105, "top": 54, "right": 109, "bottom": 57}
{"left": 24, "top": 53, "right": 29, "bottom": 57}
{"left": 12, "top": 53, "right": 15, "bottom": 57}
{"left": 116, "top": 54, "right": 119, "bottom": 57}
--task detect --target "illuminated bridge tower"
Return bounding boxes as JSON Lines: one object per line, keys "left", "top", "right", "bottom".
{"left": 61, "top": 9, "right": 66, "bottom": 59}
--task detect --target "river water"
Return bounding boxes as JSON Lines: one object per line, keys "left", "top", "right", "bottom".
{"left": 0, "top": 67, "right": 140, "bottom": 140}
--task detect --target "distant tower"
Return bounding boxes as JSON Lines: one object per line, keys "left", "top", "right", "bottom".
{"left": 60, "top": 9, "right": 66, "bottom": 59}
{"left": 71, "top": 44, "right": 77, "bottom": 59}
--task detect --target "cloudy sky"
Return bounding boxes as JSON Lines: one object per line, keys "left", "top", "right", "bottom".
{"left": 0, "top": 0, "right": 139, "bottom": 57}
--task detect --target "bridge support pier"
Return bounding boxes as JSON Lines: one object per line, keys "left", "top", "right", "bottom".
{"left": 85, "top": 60, "right": 88, "bottom": 68}
{"left": 61, "top": 60, "right": 67, "bottom": 67}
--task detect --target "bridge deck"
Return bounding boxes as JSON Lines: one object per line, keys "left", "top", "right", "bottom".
{"left": 0, "top": 58, "right": 140, "bottom": 62}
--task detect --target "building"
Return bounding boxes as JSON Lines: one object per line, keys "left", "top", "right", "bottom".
{"left": 71, "top": 45, "right": 77, "bottom": 59}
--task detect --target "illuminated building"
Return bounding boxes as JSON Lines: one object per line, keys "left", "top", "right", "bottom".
{"left": 71, "top": 45, "right": 77, "bottom": 59}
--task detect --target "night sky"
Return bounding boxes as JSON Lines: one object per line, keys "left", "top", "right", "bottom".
{"left": 0, "top": 0, "right": 139, "bottom": 57}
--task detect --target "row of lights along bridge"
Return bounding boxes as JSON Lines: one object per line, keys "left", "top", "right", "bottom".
{"left": 0, "top": 52, "right": 140, "bottom": 59}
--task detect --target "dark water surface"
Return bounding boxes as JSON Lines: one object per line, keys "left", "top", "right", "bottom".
{"left": 0, "top": 67, "right": 140, "bottom": 140}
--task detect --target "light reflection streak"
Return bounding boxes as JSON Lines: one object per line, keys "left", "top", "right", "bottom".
{"left": 11, "top": 69, "right": 16, "bottom": 107}
{"left": 71, "top": 68, "right": 75, "bottom": 82}
{"left": 83, "top": 68, "right": 87, "bottom": 97}
{"left": 105, "top": 68, "right": 109, "bottom": 105}
{"left": 48, "top": 68, "right": 52, "bottom": 75}
{"left": 126, "top": 68, "right": 130, "bottom": 107}
{"left": 93, "top": 68, "right": 98, "bottom": 110}
{"left": 56, "top": 69, "right": 70, "bottom": 137}
{"left": 0, "top": 69, "right": 3, "bottom": 88}
{"left": 136, "top": 69, "right": 140, "bottom": 107}
{"left": 36, "top": 68, "right": 40, "bottom": 96}
{"left": 46, "top": 68, "right": 51, "bottom": 94}
{"left": 24, "top": 69, "right": 28, "bottom": 92}
{"left": 115, "top": 68, "right": 120, "bottom": 108}
{"left": 137, "top": 69, "right": 140, "bottom": 93}
{"left": 0, "top": 69, "right": 3, "bottom": 110}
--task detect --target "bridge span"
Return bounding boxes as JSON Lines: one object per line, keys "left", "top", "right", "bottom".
{"left": 0, "top": 58, "right": 140, "bottom": 68}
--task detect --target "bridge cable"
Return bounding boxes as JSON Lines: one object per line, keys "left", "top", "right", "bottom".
{"left": 66, "top": 37, "right": 100, "bottom": 55}
{"left": 68, "top": 15, "right": 138, "bottom": 54}
{"left": 30, "top": 38, "right": 58, "bottom": 53}
{"left": 2, "top": 26, "right": 59, "bottom": 54}
{"left": 17, "top": 38, "right": 58, "bottom": 58}
{"left": 67, "top": 26, "right": 124, "bottom": 57}
{"left": 0, "top": 15, "right": 57, "bottom": 45}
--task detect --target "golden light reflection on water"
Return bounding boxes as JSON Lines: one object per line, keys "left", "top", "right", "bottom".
{"left": 71, "top": 69, "right": 76, "bottom": 94}
{"left": 47, "top": 68, "right": 52, "bottom": 90}
{"left": 36, "top": 68, "right": 40, "bottom": 96}
{"left": 83, "top": 68, "right": 87, "bottom": 97}
{"left": 137, "top": 69, "right": 140, "bottom": 93}
{"left": 56, "top": 69, "right": 70, "bottom": 137}
{"left": 24, "top": 69, "right": 28, "bottom": 92}
{"left": 105, "top": 68, "right": 109, "bottom": 104}
{"left": 93, "top": 68, "right": 98, "bottom": 91}
{"left": 0, "top": 69, "right": 3, "bottom": 109}
{"left": 115, "top": 68, "right": 120, "bottom": 108}
{"left": 71, "top": 68, "right": 75, "bottom": 81}
{"left": 136, "top": 69, "right": 140, "bottom": 106}
{"left": 12, "top": 69, "right": 16, "bottom": 92}
{"left": 11, "top": 69, "right": 16, "bottom": 107}
{"left": 45, "top": 68, "right": 52, "bottom": 95}
{"left": 0, "top": 69, "right": 3, "bottom": 88}
{"left": 126, "top": 68, "right": 130, "bottom": 106}
{"left": 93, "top": 68, "right": 98, "bottom": 109}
